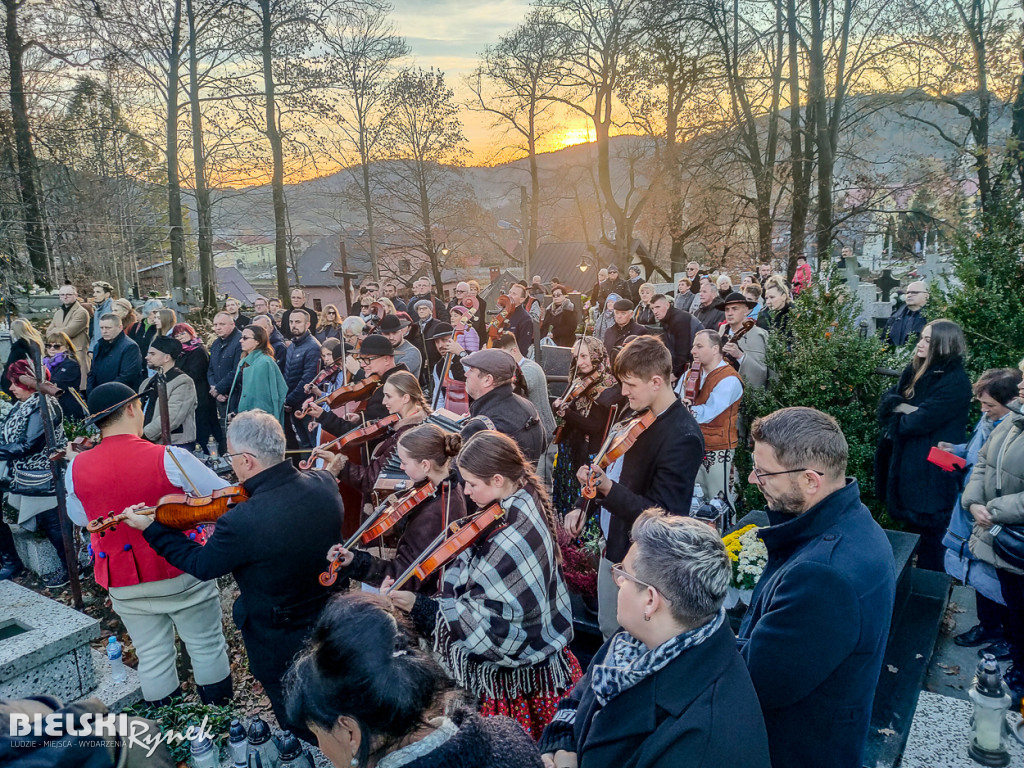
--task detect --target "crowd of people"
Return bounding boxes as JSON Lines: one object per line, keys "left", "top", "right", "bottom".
{"left": 1, "top": 257, "right": 1021, "bottom": 768}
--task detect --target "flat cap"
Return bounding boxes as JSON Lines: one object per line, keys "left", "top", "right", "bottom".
{"left": 462, "top": 348, "right": 517, "bottom": 380}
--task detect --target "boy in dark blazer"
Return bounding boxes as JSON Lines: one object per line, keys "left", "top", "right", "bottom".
{"left": 565, "top": 335, "right": 704, "bottom": 637}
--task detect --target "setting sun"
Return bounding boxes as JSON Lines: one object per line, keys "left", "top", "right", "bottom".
{"left": 553, "top": 126, "right": 593, "bottom": 150}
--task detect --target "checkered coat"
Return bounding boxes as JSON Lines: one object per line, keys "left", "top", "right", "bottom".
{"left": 432, "top": 487, "right": 575, "bottom": 698}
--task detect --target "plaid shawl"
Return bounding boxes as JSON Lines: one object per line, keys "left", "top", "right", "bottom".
{"left": 434, "top": 487, "right": 575, "bottom": 698}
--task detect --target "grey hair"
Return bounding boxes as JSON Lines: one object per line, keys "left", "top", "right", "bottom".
{"left": 99, "top": 313, "right": 122, "bottom": 327}
{"left": 227, "top": 410, "right": 286, "bottom": 465}
{"left": 342, "top": 316, "right": 365, "bottom": 335}
{"left": 630, "top": 509, "right": 730, "bottom": 626}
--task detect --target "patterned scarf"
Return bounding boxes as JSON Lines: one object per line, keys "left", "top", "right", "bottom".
{"left": 591, "top": 609, "right": 726, "bottom": 706}
{"left": 0, "top": 394, "right": 66, "bottom": 475}
{"left": 572, "top": 336, "right": 616, "bottom": 419}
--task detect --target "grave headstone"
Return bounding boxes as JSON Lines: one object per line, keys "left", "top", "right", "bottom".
{"left": 876, "top": 269, "right": 901, "bottom": 303}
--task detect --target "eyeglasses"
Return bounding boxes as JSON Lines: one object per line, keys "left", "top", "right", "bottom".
{"left": 355, "top": 356, "right": 381, "bottom": 364}
{"left": 750, "top": 466, "right": 825, "bottom": 482}
{"left": 609, "top": 562, "right": 662, "bottom": 595}
{"left": 222, "top": 451, "right": 254, "bottom": 462}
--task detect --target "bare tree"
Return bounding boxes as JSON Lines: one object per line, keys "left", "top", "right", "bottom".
{"left": 543, "top": 0, "right": 653, "bottom": 262}
{"left": 468, "top": 7, "right": 567, "bottom": 273}
{"left": 322, "top": 0, "right": 406, "bottom": 281}
{"left": 1, "top": 0, "right": 58, "bottom": 284}
{"left": 377, "top": 67, "right": 468, "bottom": 290}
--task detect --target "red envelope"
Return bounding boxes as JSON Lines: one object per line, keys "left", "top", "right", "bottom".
{"left": 927, "top": 446, "right": 967, "bottom": 472}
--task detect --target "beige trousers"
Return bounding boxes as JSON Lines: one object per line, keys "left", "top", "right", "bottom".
{"left": 109, "top": 573, "right": 230, "bottom": 701}
{"left": 697, "top": 448, "right": 736, "bottom": 522}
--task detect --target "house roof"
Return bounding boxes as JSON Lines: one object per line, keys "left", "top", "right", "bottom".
{"left": 478, "top": 270, "right": 522, "bottom": 306}
{"left": 529, "top": 239, "right": 663, "bottom": 294}
{"left": 295, "top": 234, "right": 373, "bottom": 288}
{"left": 186, "top": 266, "right": 262, "bottom": 304}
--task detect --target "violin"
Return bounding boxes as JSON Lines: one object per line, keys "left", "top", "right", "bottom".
{"left": 552, "top": 370, "right": 602, "bottom": 444}
{"left": 360, "top": 479, "right": 437, "bottom": 544}
{"left": 581, "top": 409, "right": 657, "bottom": 499}
{"left": 364, "top": 301, "right": 386, "bottom": 333}
{"left": 318, "top": 480, "right": 439, "bottom": 587}
{"left": 49, "top": 436, "right": 97, "bottom": 462}
{"left": 86, "top": 486, "right": 250, "bottom": 535}
{"left": 720, "top": 318, "right": 756, "bottom": 368}
{"left": 385, "top": 502, "right": 506, "bottom": 593}
{"left": 306, "top": 362, "right": 342, "bottom": 392}
{"left": 299, "top": 412, "right": 400, "bottom": 469}
{"left": 296, "top": 373, "right": 381, "bottom": 418}
{"left": 682, "top": 359, "right": 702, "bottom": 402}
{"left": 486, "top": 295, "right": 513, "bottom": 347}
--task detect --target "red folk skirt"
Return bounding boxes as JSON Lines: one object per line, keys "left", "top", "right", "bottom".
{"left": 479, "top": 648, "right": 584, "bottom": 740}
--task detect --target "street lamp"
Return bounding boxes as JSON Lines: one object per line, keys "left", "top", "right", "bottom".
{"left": 577, "top": 247, "right": 598, "bottom": 274}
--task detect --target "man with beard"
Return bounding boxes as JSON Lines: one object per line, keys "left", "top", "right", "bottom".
{"left": 740, "top": 407, "right": 895, "bottom": 768}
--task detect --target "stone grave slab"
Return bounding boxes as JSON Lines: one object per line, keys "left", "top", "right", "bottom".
{"left": 0, "top": 580, "right": 98, "bottom": 701}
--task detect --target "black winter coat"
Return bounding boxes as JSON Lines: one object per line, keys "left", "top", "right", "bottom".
{"left": 738, "top": 481, "right": 896, "bottom": 768}
{"left": 539, "top": 305, "right": 579, "bottom": 347}
{"left": 659, "top": 305, "right": 704, "bottom": 379}
{"left": 283, "top": 331, "right": 321, "bottom": 409}
{"left": 592, "top": 399, "right": 704, "bottom": 562}
{"left": 1, "top": 338, "right": 32, "bottom": 396}
{"left": 176, "top": 344, "right": 213, "bottom": 420}
{"left": 462, "top": 382, "right": 544, "bottom": 464}
{"left": 880, "top": 305, "right": 927, "bottom": 347}
{"left": 143, "top": 461, "right": 345, "bottom": 689}
{"left": 207, "top": 329, "right": 242, "bottom": 396}
{"left": 400, "top": 709, "right": 543, "bottom": 768}
{"left": 539, "top": 623, "right": 771, "bottom": 768}
{"left": 603, "top": 320, "right": 648, "bottom": 363}
{"left": 87, "top": 332, "right": 143, "bottom": 392}
{"left": 48, "top": 357, "right": 85, "bottom": 420}
{"left": 508, "top": 305, "right": 535, "bottom": 356}
{"left": 874, "top": 358, "right": 972, "bottom": 528}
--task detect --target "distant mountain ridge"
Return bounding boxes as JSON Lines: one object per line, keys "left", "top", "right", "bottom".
{"left": 209, "top": 91, "right": 1003, "bottom": 240}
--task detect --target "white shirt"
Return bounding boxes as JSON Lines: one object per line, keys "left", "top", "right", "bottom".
{"left": 684, "top": 361, "right": 743, "bottom": 424}
{"left": 65, "top": 446, "right": 229, "bottom": 527}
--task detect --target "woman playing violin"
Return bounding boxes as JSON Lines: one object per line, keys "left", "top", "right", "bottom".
{"left": 324, "top": 424, "right": 465, "bottom": 595}
{"left": 310, "top": 371, "right": 428, "bottom": 509}
{"left": 550, "top": 336, "right": 624, "bottom": 518}
{"left": 385, "top": 430, "right": 581, "bottom": 740}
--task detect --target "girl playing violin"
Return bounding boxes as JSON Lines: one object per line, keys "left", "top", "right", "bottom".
{"left": 311, "top": 371, "right": 429, "bottom": 510}
{"left": 550, "top": 336, "right": 624, "bottom": 517}
{"left": 385, "top": 430, "right": 581, "bottom": 740}
{"left": 324, "top": 424, "right": 466, "bottom": 595}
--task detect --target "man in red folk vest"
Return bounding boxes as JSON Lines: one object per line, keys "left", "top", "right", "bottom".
{"left": 680, "top": 329, "right": 744, "bottom": 522}
{"left": 65, "top": 382, "right": 232, "bottom": 706}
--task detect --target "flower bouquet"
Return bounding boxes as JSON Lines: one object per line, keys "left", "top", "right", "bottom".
{"left": 721, "top": 524, "right": 767, "bottom": 607}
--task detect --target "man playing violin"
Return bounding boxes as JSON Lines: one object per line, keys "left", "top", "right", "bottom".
{"left": 124, "top": 410, "right": 345, "bottom": 744}
{"left": 679, "top": 329, "right": 744, "bottom": 522}
{"left": 720, "top": 292, "right": 768, "bottom": 389}
{"left": 565, "top": 336, "right": 704, "bottom": 638}
{"left": 306, "top": 334, "right": 410, "bottom": 438}
{"left": 64, "top": 382, "right": 233, "bottom": 709}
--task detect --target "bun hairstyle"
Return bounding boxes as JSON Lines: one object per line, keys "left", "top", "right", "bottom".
{"left": 284, "top": 593, "right": 449, "bottom": 767}
{"left": 398, "top": 423, "right": 461, "bottom": 465}
{"left": 455, "top": 430, "right": 562, "bottom": 564}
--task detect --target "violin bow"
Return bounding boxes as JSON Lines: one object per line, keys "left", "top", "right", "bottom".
{"left": 166, "top": 447, "right": 202, "bottom": 496}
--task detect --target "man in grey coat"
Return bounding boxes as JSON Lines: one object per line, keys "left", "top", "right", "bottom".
{"left": 138, "top": 336, "right": 197, "bottom": 446}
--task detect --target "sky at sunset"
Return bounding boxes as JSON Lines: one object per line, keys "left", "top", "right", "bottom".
{"left": 388, "top": 0, "right": 594, "bottom": 163}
